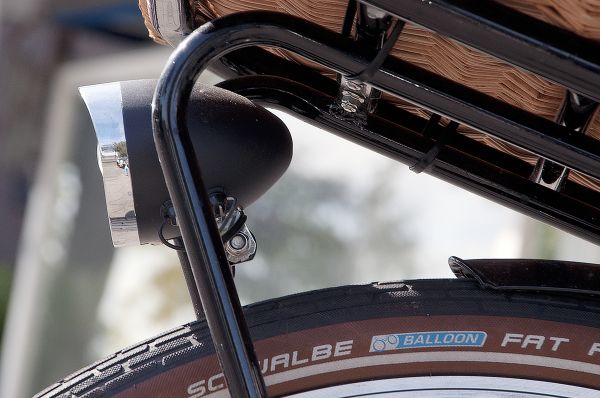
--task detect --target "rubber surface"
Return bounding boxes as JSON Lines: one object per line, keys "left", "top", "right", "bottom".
{"left": 35, "top": 279, "right": 600, "bottom": 397}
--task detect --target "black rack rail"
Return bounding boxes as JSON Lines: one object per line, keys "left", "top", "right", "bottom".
{"left": 152, "top": 3, "right": 600, "bottom": 397}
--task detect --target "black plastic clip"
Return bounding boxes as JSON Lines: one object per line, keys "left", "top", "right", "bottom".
{"left": 410, "top": 114, "right": 458, "bottom": 173}
{"left": 348, "top": 19, "right": 404, "bottom": 82}
{"left": 340, "top": 1, "right": 404, "bottom": 83}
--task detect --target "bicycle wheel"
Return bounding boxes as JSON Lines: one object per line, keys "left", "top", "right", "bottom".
{"left": 35, "top": 279, "right": 600, "bottom": 397}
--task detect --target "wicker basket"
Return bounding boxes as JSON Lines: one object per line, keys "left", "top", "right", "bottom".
{"left": 141, "top": 0, "right": 600, "bottom": 192}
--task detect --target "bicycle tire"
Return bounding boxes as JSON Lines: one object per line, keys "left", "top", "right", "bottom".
{"left": 35, "top": 279, "right": 600, "bottom": 397}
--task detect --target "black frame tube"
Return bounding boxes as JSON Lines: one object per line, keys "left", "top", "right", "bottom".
{"left": 219, "top": 76, "right": 600, "bottom": 244}
{"left": 174, "top": 237, "right": 204, "bottom": 319}
{"left": 170, "top": 13, "right": 600, "bottom": 182}
{"left": 152, "top": 21, "right": 271, "bottom": 398}
{"left": 152, "top": 10, "right": 600, "bottom": 397}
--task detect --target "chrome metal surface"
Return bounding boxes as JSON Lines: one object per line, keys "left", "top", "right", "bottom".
{"left": 210, "top": 192, "right": 257, "bottom": 264}
{"left": 531, "top": 159, "right": 569, "bottom": 191}
{"left": 212, "top": 195, "right": 258, "bottom": 264}
{"left": 146, "top": 0, "right": 193, "bottom": 47}
{"left": 225, "top": 224, "right": 257, "bottom": 264}
{"left": 339, "top": 76, "right": 373, "bottom": 113}
{"left": 364, "top": 5, "right": 388, "bottom": 20}
{"left": 530, "top": 92, "right": 598, "bottom": 191}
{"left": 80, "top": 83, "right": 139, "bottom": 247}
{"left": 336, "top": 4, "right": 398, "bottom": 114}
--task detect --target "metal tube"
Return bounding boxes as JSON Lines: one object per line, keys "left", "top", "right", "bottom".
{"left": 152, "top": 25, "right": 269, "bottom": 398}
{"left": 219, "top": 76, "right": 600, "bottom": 244}
{"left": 152, "top": 11, "right": 600, "bottom": 396}
{"left": 173, "top": 237, "right": 204, "bottom": 319}
{"left": 159, "top": 12, "right": 600, "bottom": 181}
{"left": 360, "top": 0, "right": 600, "bottom": 103}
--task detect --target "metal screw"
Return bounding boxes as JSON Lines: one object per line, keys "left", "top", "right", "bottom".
{"left": 341, "top": 90, "right": 366, "bottom": 113}
{"left": 340, "top": 98, "right": 358, "bottom": 113}
{"left": 345, "top": 80, "right": 363, "bottom": 91}
{"left": 229, "top": 233, "right": 248, "bottom": 251}
{"left": 224, "top": 224, "right": 257, "bottom": 264}
{"left": 339, "top": 77, "right": 372, "bottom": 113}
{"left": 366, "top": 5, "right": 387, "bottom": 19}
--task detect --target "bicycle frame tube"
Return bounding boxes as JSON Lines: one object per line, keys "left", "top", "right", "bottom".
{"left": 152, "top": 10, "right": 600, "bottom": 398}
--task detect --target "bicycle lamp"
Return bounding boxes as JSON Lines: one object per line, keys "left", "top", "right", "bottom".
{"left": 80, "top": 79, "right": 292, "bottom": 247}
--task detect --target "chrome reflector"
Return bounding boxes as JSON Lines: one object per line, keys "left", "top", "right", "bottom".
{"left": 79, "top": 83, "right": 140, "bottom": 247}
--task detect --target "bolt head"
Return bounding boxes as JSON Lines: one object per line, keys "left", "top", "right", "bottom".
{"left": 229, "top": 233, "right": 248, "bottom": 250}
{"left": 340, "top": 99, "right": 358, "bottom": 113}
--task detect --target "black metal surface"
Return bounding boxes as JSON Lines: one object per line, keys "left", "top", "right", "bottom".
{"left": 174, "top": 237, "right": 204, "bottom": 319}
{"left": 341, "top": 0, "right": 358, "bottom": 38}
{"left": 374, "top": 55, "right": 600, "bottom": 181}
{"left": 449, "top": 256, "right": 600, "bottom": 296}
{"left": 410, "top": 117, "right": 457, "bottom": 174}
{"left": 350, "top": 4, "right": 402, "bottom": 82}
{"left": 217, "top": 45, "right": 600, "bottom": 189}
{"left": 182, "top": 84, "right": 293, "bottom": 208}
{"left": 121, "top": 79, "right": 292, "bottom": 245}
{"left": 218, "top": 75, "right": 600, "bottom": 244}
{"left": 360, "top": 0, "right": 600, "bottom": 103}
{"left": 530, "top": 91, "right": 598, "bottom": 191}
{"left": 210, "top": 12, "right": 600, "bottom": 181}
{"left": 151, "top": 9, "right": 600, "bottom": 396}
{"left": 121, "top": 79, "right": 179, "bottom": 245}
{"left": 152, "top": 33, "right": 269, "bottom": 398}
{"left": 559, "top": 92, "right": 599, "bottom": 133}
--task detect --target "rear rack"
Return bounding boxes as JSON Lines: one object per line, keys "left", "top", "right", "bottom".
{"left": 151, "top": 3, "right": 600, "bottom": 397}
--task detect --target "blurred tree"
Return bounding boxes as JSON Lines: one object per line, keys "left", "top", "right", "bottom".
{"left": 113, "top": 141, "right": 128, "bottom": 158}
{"left": 521, "top": 221, "right": 560, "bottom": 259}
{"left": 235, "top": 167, "right": 415, "bottom": 302}
{"left": 537, "top": 225, "right": 559, "bottom": 259}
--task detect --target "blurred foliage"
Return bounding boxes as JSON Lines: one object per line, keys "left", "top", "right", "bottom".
{"left": 0, "top": 265, "right": 13, "bottom": 343}
{"left": 537, "top": 225, "right": 559, "bottom": 259}
{"left": 521, "top": 221, "right": 561, "bottom": 259}
{"left": 149, "top": 259, "right": 194, "bottom": 324}
{"left": 113, "top": 141, "right": 127, "bottom": 158}
{"left": 236, "top": 167, "right": 414, "bottom": 302}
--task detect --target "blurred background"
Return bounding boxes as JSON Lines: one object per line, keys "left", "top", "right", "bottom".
{"left": 0, "top": 1, "right": 599, "bottom": 397}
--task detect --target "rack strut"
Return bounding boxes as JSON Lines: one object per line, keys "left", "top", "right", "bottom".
{"left": 152, "top": 6, "right": 600, "bottom": 398}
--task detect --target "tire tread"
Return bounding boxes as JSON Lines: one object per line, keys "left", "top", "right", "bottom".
{"left": 35, "top": 279, "right": 600, "bottom": 397}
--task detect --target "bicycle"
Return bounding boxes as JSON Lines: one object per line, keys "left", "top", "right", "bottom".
{"left": 35, "top": 0, "right": 600, "bottom": 396}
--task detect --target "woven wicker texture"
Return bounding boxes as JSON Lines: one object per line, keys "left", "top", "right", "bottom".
{"left": 142, "top": 0, "right": 600, "bottom": 191}
{"left": 139, "top": 0, "right": 167, "bottom": 45}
